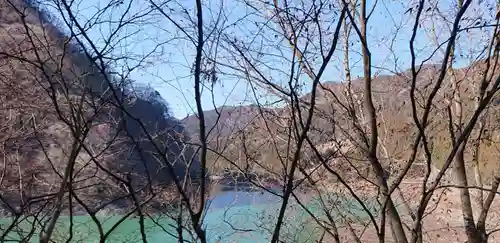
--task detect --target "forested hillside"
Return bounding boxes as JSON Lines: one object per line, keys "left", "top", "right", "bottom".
{"left": 0, "top": 0, "right": 200, "bottom": 216}
{"left": 185, "top": 63, "right": 500, "bottom": 183}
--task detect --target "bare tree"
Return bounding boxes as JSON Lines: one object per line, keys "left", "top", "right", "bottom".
{"left": 1, "top": 0, "right": 500, "bottom": 243}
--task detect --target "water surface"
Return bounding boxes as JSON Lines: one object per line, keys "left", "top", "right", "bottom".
{"left": 1, "top": 187, "right": 373, "bottom": 242}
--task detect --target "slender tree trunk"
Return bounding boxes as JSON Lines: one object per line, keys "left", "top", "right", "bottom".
{"left": 40, "top": 139, "right": 81, "bottom": 243}
{"left": 472, "top": 123, "right": 484, "bottom": 211}
{"left": 356, "top": 0, "right": 407, "bottom": 241}
{"left": 454, "top": 143, "right": 480, "bottom": 243}
{"left": 476, "top": 176, "right": 500, "bottom": 243}
{"left": 446, "top": 1, "right": 481, "bottom": 241}
{"left": 375, "top": 166, "right": 408, "bottom": 243}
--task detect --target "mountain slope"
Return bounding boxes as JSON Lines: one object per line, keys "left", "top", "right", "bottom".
{"left": 184, "top": 62, "right": 500, "bottom": 182}
{"left": 0, "top": 0, "right": 200, "bottom": 215}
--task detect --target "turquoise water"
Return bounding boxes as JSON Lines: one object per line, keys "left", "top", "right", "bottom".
{"left": 1, "top": 189, "right": 375, "bottom": 242}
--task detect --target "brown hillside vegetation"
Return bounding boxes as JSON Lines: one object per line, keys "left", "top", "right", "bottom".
{"left": 191, "top": 62, "right": 500, "bottom": 182}
{"left": 0, "top": 0, "right": 200, "bottom": 225}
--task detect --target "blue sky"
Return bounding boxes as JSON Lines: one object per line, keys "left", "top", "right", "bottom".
{"left": 43, "top": 0, "right": 495, "bottom": 119}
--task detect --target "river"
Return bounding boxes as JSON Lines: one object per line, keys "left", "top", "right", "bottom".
{"left": 1, "top": 186, "right": 375, "bottom": 242}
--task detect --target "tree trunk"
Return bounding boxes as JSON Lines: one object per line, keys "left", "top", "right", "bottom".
{"left": 376, "top": 170, "right": 408, "bottom": 243}
{"left": 476, "top": 176, "right": 500, "bottom": 243}
{"left": 454, "top": 143, "right": 480, "bottom": 243}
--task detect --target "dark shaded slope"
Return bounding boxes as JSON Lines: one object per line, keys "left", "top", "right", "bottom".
{"left": 0, "top": 0, "right": 200, "bottom": 215}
